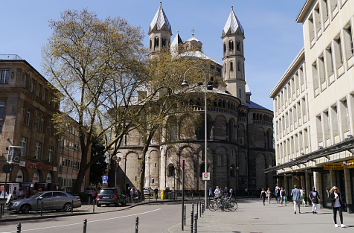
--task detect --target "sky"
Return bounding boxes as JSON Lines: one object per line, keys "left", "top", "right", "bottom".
{"left": 0, "top": 0, "right": 306, "bottom": 110}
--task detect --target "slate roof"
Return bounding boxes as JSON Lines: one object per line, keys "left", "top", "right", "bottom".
{"left": 149, "top": 3, "right": 172, "bottom": 33}
{"left": 223, "top": 6, "right": 244, "bottom": 35}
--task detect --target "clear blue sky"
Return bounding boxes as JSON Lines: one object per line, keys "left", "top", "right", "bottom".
{"left": 0, "top": 0, "right": 306, "bottom": 110}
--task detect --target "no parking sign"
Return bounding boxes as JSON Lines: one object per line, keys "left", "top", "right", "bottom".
{"left": 202, "top": 172, "right": 210, "bottom": 181}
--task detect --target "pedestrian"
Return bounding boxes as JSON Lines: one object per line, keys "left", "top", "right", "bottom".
{"left": 300, "top": 187, "right": 305, "bottom": 206}
{"left": 154, "top": 188, "right": 158, "bottom": 201}
{"left": 229, "top": 188, "right": 233, "bottom": 199}
{"left": 291, "top": 185, "right": 301, "bottom": 214}
{"left": 329, "top": 186, "right": 346, "bottom": 228}
{"left": 130, "top": 187, "right": 135, "bottom": 203}
{"left": 260, "top": 188, "right": 266, "bottom": 206}
{"left": 266, "top": 188, "right": 271, "bottom": 204}
{"left": 309, "top": 187, "right": 320, "bottom": 214}
{"left": 91, "top": 188, "right": 97, "bottom": 204}
{"left": 274, "top": 186, "right": 280, "bottom": 204}
{"left": 214, "top": 186, "right": 221, "bottom": 198}
{"left": 208, "top": 187, "right": 213, "bottom": 197}
{"left": 223, "top": 186, "right": 228, "bottom": 197}
{"left": 280, "top": 187, "right": 286, "bottom": 206}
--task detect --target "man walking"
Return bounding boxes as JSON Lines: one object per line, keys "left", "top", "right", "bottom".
{"left": 309, "top": 187, "right": 320, "bottom": 214}
{"left": 291, "top": 185, "right": 301, "bottom": 214}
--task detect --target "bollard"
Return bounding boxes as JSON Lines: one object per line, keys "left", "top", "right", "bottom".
{"left": 40, "top": 199, "right": 43, "bottom": 216}
{"left": 92, "top": 199, "right": 95, "bottom": 213}
{"left": 199, "top": 201, "right": 202, "bottom": 217}
{"left": 194, "top": 214, "right": 198, "bottom": 233}
{"left": 190, "top": 210, "right": 194, "bottom": 233}
{"left": 135, "top": 216, "right": 139, "bottom": 233}
{"left": 17, "top": 222, "right": 21, "bottom": 233}
{"left": 71, "top": 200, "right": 74, "bottom": 215}
{"left": 183, "top": 205, "right": 186, "bottom": 226}
{"left": 196, "top": 202, "right": 199, "bottom": 220}
{"left": 83, "top": 219, "right": 87, "bottom": 233}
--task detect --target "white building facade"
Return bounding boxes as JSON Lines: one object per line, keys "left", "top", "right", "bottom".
{"left": 269, "top": 0, "right": 354, "bottom": 212}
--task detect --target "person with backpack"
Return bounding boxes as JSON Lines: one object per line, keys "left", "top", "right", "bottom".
{"left": 309, "top": 187, "right": 320, "bottom": 214}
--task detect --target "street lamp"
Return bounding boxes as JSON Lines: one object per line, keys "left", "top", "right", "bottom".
{"left": 112, "top": 155, "right": 121, "bottom": 189}
{"left": 181, "top": 67, "right": 211, "bottom": 208}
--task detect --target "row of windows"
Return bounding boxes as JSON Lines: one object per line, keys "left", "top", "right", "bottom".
{"left": 0, "top": 101, "right": 5, "bottom": 134}
{"left": 22, "top": 107, "right": 55, "bottom": 135}
{"left": 276, "top": 127, "right": 310, "bottom": 164}
{"left": 312, "top": 21, "right": 354, "bottom": 96}
{"left": 149, "top": 37, "right": 169, "bottom": 50}
{"left": 315, "top": 94, "right": 353, "bottom": 147}
{"left": 0, "top": 70, "right": 10, "bottom": 84}
{"left": 23, "top": 73, "right": 57, "bottom": 109}
{"left": 223, "top": 40, "right": 242, "bottom": 54}
{"left": 275, "top": 95, "right": 309, "bottom": 140}
{"left": 308, "top": 0, "right": 349, "bottom": 45}
{"left": 20, "top": 136, "right": 54, "bottom": 163}
{"left": 61, "top": 159, "right": 80, "bottom": 169}
{"left": 274, "top": 64, "right": 306, "bottom": 115}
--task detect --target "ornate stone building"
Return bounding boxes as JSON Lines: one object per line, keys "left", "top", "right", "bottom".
{"left": 116, "top": 4, "right": 274, "bottom": 195}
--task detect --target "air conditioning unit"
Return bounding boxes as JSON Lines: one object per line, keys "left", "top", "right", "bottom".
{"left": 7, "top": 146, "right": 23, "bottom": 164}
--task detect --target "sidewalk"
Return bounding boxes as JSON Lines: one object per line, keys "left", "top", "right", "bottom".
{"left": 0, "top": 198, "right": 176, "bottom": 222}
{"left": 170, "top": 199, "right": 354, "bottom": 233}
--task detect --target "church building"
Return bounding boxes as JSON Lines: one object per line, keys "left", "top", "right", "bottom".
{"left": 116, "top": 4, "right": 275, "bottom": 196}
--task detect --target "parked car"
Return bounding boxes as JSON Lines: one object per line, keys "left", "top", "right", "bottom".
{"left": 96, "top": 188, "right": 126, "bottom": 207}
{"left": 8, "top": 191, "right": 81, "bottom": 214}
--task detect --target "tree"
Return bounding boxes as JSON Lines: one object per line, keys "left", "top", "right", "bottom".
{"left": 89, "top": 137, "right": 107, "bottom": 186}
{"left": 43, "top": 9, "right": 147, "bottom": 193}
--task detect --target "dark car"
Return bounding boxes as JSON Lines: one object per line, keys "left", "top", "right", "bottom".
{"left": 8, "top": 191, "right": 81, "bottom": 214}
{"left": 96, "top": 188, "right": 126, "bottom": 207}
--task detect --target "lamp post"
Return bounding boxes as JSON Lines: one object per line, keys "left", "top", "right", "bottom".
{"left": 181, "top": 67, "right": 210, "bottom": 208}
{"left": 112, "top": 155, "right": 121, "bottom": 189}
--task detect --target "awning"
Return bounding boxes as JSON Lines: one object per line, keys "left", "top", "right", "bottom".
{"left": 265, "top": 137, "right": 354, "bottom": 173}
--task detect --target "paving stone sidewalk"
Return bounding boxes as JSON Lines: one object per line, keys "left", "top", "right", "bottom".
{"left": 170, "top": 199, "right": 354, "bottom": 233}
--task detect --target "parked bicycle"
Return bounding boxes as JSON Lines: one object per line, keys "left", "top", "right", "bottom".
{"left": 209, "top": 196, "right": 238, "bottom": 212}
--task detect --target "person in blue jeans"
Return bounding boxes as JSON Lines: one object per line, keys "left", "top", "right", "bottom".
{"left": 280, "top": 187, "right": 286, "bottom": 206}
{"left": 291, "top": 185, "right": 301, "bottom": 214}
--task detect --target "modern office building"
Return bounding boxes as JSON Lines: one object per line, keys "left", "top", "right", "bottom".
{"left": 269, "top": 0, "right": 354, "bottom": 212}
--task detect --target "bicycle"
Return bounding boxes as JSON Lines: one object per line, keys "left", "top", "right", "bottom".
{"left": 209, "top": 196, "right": 238, "bottom": 212}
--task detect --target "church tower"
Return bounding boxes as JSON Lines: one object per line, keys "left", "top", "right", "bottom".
{"left": 148, "top": 2, "right": 172, "bottom": 59}
{"left": 222, "top": 6, "right": 246, "bottom": 104}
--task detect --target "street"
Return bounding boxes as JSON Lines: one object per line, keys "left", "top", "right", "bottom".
{"left": 0, "top": 203, "right": 186, "bottom": 233}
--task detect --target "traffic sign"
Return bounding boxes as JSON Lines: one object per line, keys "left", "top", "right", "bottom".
{"left": 102, "top": 176, "right": 108, "bottom": 184}
{"left": 2, "top": 164, "right": 12, "bottom": 173}
{"left": 202, "top": 172, "right": 210, "bottom": 181}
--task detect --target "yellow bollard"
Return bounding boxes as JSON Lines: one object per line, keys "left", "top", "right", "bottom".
{"left": 161, "top": 190, "right": 165, "bottom": 200}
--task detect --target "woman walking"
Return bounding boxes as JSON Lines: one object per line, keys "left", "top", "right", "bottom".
{"left": 260, "top": 188, "right": 266, "bottom": 206}
{"left": 329, "top": 186, "right": 346, "bottom": 228}
{"left": 266, "top": 188, "right": 271, "bottom": 204}
{"left": 280, "top": 187, "right": 286, "bottom": 206}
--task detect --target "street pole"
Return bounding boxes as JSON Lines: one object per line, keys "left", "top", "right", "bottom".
{"left": 115, "top": 162, "right": 117, "bottom": 189}
{"left": 181, "top": 160, "right": 185, "bottom": 231}
{"left": 182, "top": 67, "right": 208, "bottom": 208}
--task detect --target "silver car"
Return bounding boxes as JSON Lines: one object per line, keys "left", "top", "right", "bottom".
{"left": 8, "top": 191, "right": 81, "bottom": 214}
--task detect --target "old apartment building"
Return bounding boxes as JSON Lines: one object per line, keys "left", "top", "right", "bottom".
{"left": 269, "top": 0, "right": 354, "bottom": 212}
{"left": 0, "top": 55, "right": 59, "bottom": 196}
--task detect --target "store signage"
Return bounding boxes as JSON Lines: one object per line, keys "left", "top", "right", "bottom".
{"left": 26, "top": 161, "right": 53, "bottom": 171}
{"left": 323, "top": 160, "right": 354, "bottom": 170}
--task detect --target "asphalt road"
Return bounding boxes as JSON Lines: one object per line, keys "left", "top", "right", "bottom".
{"left": 0, "top": 203, "right": 187, "bottom": 233}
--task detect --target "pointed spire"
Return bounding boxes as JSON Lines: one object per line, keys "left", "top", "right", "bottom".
{"left": 149, "top": 2, "right": 172, "bottom": 34}
{"left": 170, "top": 32, "right": 183, "bottom": 56}
{"left": 223, "top": 6, "right": 244, "bottom": 35}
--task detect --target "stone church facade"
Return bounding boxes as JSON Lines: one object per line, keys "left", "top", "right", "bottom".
{"left": 116, "top": 4, "right": 275, "bottom": 195}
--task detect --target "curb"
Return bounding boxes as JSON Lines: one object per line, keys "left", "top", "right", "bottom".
{"left": 0, "top": 199, "right": 185, "bottom": 223}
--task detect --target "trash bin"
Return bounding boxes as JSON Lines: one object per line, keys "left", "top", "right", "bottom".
{"left": 161, "top": 190, "right": 165, "bottom": 200}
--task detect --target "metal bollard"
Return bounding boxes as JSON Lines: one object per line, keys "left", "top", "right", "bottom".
{"left": 17, "top": 222, "right": 21, "bottom": 233}
{"left": 83, "top": 219, "right": 87, "bottom": 233}
{"left": 196, "top": 202, "right": 199, "bottom": 220}
{"left": 40, "top": 199, "right": 43, "bottom": 216}
{"left": 92, "top": 199, "right": 95, "bottom": 213}
{"left": 199, "top": 202, "right": 202, "bottom": 217}
{"left": 183, "top": 205, "right": 186, "bottom": 226}
{"left": 71, "top": 200, "right": 74, "bottom": 215}
{"left": 135, "top": 216, "right": 139, "bottom": 233}
{"left": 190, "top": 210, "right": 194, "bottom": 233}
{"left": 194, "top": 214, "right": 198, "bottom": 233}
